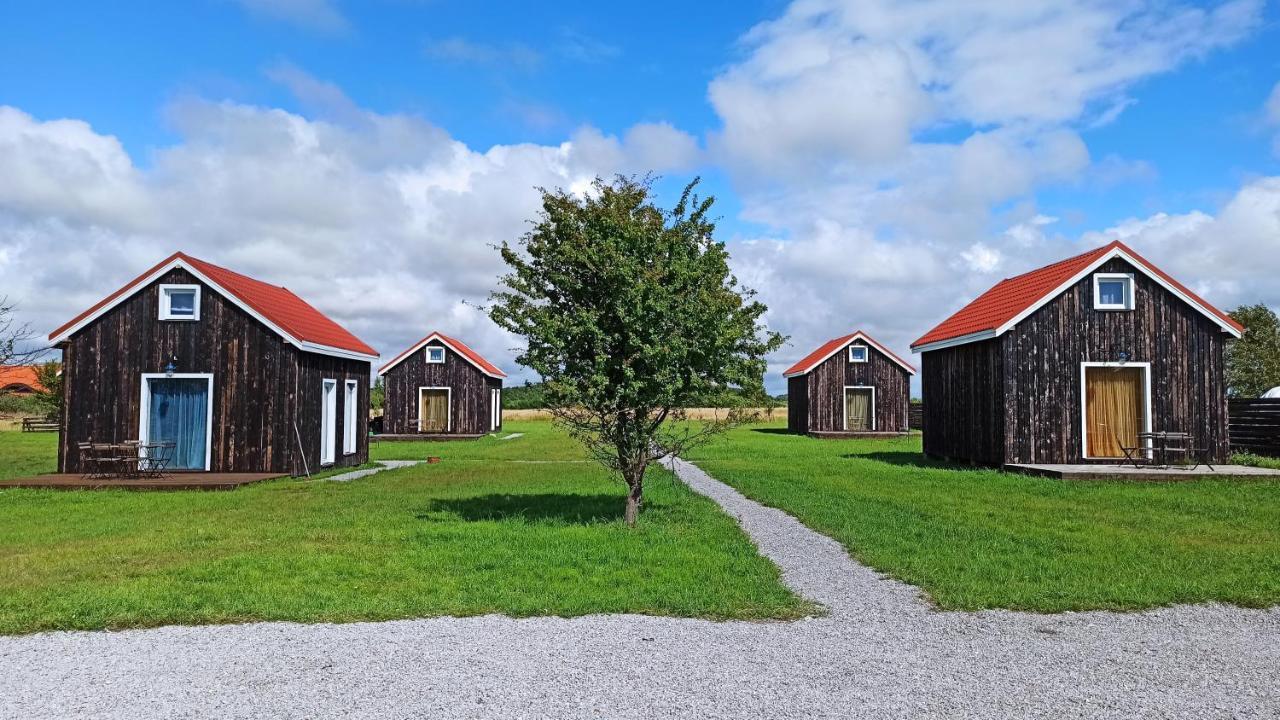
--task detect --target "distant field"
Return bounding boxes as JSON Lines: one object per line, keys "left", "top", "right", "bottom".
{"left": 688, "top": 420, "right": 1280, "bottom": 612}
{"left": 0, "top": 421, "right": 809, "bottom": 634}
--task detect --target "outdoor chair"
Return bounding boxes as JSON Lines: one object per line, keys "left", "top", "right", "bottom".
{"left": 1114, "top": 430, "right": 1147, "bottom": 469}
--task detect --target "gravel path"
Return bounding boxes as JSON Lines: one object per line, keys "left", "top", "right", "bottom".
{"left": 323, "top": 460, "right": 422, "bottom": 482}
{"left": 1, "top": 458, "right": 1277, "bottom": 719}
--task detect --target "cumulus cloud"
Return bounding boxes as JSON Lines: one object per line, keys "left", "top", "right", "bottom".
{"left": 0, "top": 88, "right": 700, "bottom": 379}
{"left": 1266, "top": 82, "right": 1280, "bottom": 157}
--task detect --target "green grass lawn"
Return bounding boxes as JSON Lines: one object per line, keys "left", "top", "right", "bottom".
{"left": 687, "top": 422, "right": 1280, "bottom": 612}
{"left": 0, "top": 421, "right": 809, "bottom": 634}
{"left": 0, "top": 431, "right": 57, "bottom": 480}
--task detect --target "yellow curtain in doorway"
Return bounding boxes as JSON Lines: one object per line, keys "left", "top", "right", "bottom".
{"left": 1085, "top": 367, "right": 1143, "bottom": 458}
{"left": 846, "top": 389, "right": 871, "bottom": 432}
{"left": 420, "top": 390, "right": 449, "bottom": 432}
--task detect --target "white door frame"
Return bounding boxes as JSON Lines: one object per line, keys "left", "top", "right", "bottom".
{"left": 1079, "top": 361, "right": 1153, "bottom": 460}
{"left": 343, "top": 379, "right": 359, "bottom": 455}
{"left": 490, "top": 388, "right": 501, "bottom": 431}
{"left": 842, "top": 385, "right": 876, "bottom": 432}
{"left": 138, "top": 373, "right": 214, "bottom": 471}
{"left": 418, "top": 386, "right": 452, "bottom": 432}
{"left": 321, "top": 378, "right": 337, "bottom": 466}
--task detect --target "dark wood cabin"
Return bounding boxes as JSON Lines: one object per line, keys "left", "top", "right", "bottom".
{"left": 784, "top": 331, "right": 915, "bottom": 437}
{"left": 377, "top": 331, "right": 505, "bottom": 438}
{"left": 910, "top": 240, "right": 1242, "bottom": 466}
{"left": 48, "top": 252, "right": 378, "bottom": 476}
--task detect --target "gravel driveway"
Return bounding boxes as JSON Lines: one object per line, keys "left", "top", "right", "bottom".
{"left": 1, "top": 458, "right": 1276, "bottom": 719}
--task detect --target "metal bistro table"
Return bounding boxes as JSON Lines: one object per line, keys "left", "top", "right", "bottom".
{"left": 78, "top": 441, "right": 175, "bottom": 479}
{"left": 1136, "top": 431, "right": 1192, "bottom": 469}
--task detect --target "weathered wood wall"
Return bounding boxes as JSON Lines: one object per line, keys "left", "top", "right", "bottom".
{"left": 908, "top": 403, "right": 923, "bottom": 430}
{"left": 1229, "top": 398, "right": 1280, "bottom": 456}
{"left": 57, "top": 268, "right": 369, "bottom": 474}
{"left": 1001, "top": 257, "right": 1230, "bottom": 464}
{"left": 802, "top": 340, "right": 911, "bottom": 433}
{"left": 381, "top": 339, "right": 499, "bottom": 435}
{"left": 786, "top": 376, "right": 809, "bottom": 433}
{"left": 920, "top": 338, "right": 1005, "bottom": 464}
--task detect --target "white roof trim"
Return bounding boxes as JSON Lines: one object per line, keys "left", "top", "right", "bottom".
{"left": 783, "top": 331, "right": 916, "bottom": 378}
{"left": 48, "top": 257, "right": 379, "bottom": 362}
{"left": 912, "top": 246, "right": 1242, "bottom": 353}
{"left": 378, "top": 332, "right": 504, "bottom": 378}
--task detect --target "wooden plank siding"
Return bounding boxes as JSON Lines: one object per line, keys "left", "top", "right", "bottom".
{"left": 920, "top": 337, "right": 1004, "bottom": 465}
{"left": 921, "top": 256, "right": 1232, "bottom": 466}
{"left": 796, "top": 340, "right": 911, "bottom": 434}
{"left": 786, "top": 376, "right": 809, "bottom": 433}
{"left": 57, "top": 268, "right": 370, "bottom": 475}
{"left": 381, "top": 339, "right": 500, "bottom": 436}
{"left": 1229, "top": 399, "right": 1280, "bottom": 457}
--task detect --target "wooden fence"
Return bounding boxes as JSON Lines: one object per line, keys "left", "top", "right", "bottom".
{"left": 909, "top": 403, "right": 923, "bottom": 431}
{"left": 1229, "top": 398, "right": 1280, "bottom": 457}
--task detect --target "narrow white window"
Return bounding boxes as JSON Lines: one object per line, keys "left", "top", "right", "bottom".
{"left": 849, "top": 345, "right": 868, "bottom": 363}
{"left": 159, "top": 284, "right": 201, "bottom": 321}
{"left": 321, "top": 379, "right": 337, "bottom": 465}
{"left": 1093, "top": 273, "right": 1134, "bottom": 311}
{"left": 343, "top": 380, "right": 358, "bottom": 455}
{"left": 490, "top": 388, "right": 501, "bottom": 431}
{"left": 426, "top": 346, "right": 445, "bottom": 363}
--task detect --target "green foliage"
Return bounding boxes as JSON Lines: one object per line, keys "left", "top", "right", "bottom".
{"left": 0, "top": 422, "right": 808, "bottom": 633}
{"left": 370, "top": 376, "right": 385, "bottom": 412}
{"left": 689, "top": 421, "right": 1280, "bottom": 612}
{"left": 489, "top": 176, "right": 784, "bottom": 523}
{"left": 0, "top": 394, "right": 44, "bottom": 415}
{"left": 1226, "top": 304, "right": 1280, "bottom": 397}
{"left": 1232, "top": 451, "right": 1280, "bottom": 470}
{"left": 503, "top": 381, "right": 550, "bottom": 409}
{"left": 31, "top": 361, "right": 62, "bottom": 414}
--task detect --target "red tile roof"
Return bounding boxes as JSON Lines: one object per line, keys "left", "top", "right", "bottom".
{"left": 0, "top": 365, "right": 44, "bottom": 392}
{"left": 48, "top": 252, "right": 377, "bottom": 358}
{"left": 378, "top": 331, "right": 506, "bottom": 378}
{"left": 911, "top": 240, "right": 1242, "bottom": 350}
{"left": 784, "top": 330, "right": 916, "bottom": 377}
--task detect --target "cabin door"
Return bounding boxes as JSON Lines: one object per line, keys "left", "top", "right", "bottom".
{"left": 419, "top": 388, "right": 450, "bottom": 433}
{"left": 141, "top": 375, "right": 212, "bottom": 471}
{"left": 844, "top": 388, "right": 873, "bottom": 432}
{"left": 1084, "top": 366, "right": 1146, "bottom": 458}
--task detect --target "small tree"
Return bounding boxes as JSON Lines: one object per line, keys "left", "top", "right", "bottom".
{"left": 0, "top": 297, "right": 44, "bottom": 368}
{"left": 1227, "top": 304, "right": 1280, "bottom": 397}
{"left": 32, "top": 361, "right": 63, "bottom": 415}
{"left": 489, "top": 176, "right": 783, "bottom": 526}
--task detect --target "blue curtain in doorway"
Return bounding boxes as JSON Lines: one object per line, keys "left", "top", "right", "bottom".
{"left": 148, "top": 378, "right": 210, "bottom": 470}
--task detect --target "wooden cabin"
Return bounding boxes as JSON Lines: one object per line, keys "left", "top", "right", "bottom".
{"left": 910, "top": 240, "right": 1243, "bottom": 466}
{"left": 784, "top": 331, "right": 916, "bottom": 437}
{"left": 377, "top": 331, "right": 505, "bottom": 438}
{"left": 48, "top": 252, "right": 378, "bottom": 475}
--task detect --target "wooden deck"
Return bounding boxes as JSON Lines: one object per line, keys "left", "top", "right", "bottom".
{"left": 0, "top": 472, "right": 287, "bottom": 491}
{"left": 809, "top": 431, "right": 912, "bottom": 440}
{"left": 1006, "top": 463, "right": 1280, "bottom": 481}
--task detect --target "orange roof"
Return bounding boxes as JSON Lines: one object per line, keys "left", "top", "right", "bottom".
{"left": 911, "top": 240, "right": 1242, "bottom": 350}
{"left": 0, "top": 365, "right": 44, "bottom": 392}
{"left": 784, "top": 330, "right": 916, "bottom": 377}
{"left": 48, "top": 252, "right": 377, "bottom": 359}
{"left": 378, "top": 331, "right": 506, "bottom": 378}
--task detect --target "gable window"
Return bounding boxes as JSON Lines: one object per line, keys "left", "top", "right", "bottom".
{"left": 1093, "top": 273, "right": 1134, "bottom": 311}
{"left": 848, "top": 345, "right": 868, "bottom": 363}
{"left": 425, "top": 346, "right": 445, "bottom": 364}
{"left": 159, "top": 284, "right": 201, "bottom": 321}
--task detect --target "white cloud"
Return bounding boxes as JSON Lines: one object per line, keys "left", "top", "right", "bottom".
{"left": 424, "top": 37, "right": 543, "bottom": 72}
{"left": 0, "top": 77, "right": 700, "bottom": 379}
{"left": 1265, "top": 82, "right": 1280, "bottom": 157}
{"left": 234, "top": 0, "right": 347, "bottom": 33}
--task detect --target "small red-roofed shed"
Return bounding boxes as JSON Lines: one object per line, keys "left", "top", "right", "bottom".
{"left": 910, "top": 241, "right": 1242, "bottom": 466}
{"left": 783, "top": 330, "right": 916, "bottom": 437}
{"left": 377, "top": 331, "right": 506, "bottom": 437}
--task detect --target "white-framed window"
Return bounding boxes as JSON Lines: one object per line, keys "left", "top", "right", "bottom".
{"left": 343, "top": 379, "right": 358, "bottom": 455}
{"left": 1093, "top": 273, "right": 1134, "bottom": 311}
{"left": 320, "top": 379, "right": 337, "bottom": 466}
{"left": 848, "top": 345, "right": 868, "bottom": 363}
{"left": 158, "top": 284, "right": 201, "bottom": 321}
{"left": 425, "top": 346, "right": 445, "bottom": 364}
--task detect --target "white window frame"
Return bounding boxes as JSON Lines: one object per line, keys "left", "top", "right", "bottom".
{"left": 321, "top": 379, "right": 337, "bottom": 466}
{"left": 343, "top": 379, "right": 359, "bottom": 455}
{"left": 848, "top": 345, "right": 869, "bottom": 363}
{"left": 490, "top": 387, "right": 502, "bottom": 431}
{"left": 418, "top": 386, "right": 452, "bottom": 432}
{"left": 425, "top": 346, "right": 446, "bottom": 364}
{"left": 842, "top": 385, "right": 876, "bottom": 432}
{"left": 158, "top": 284, "right": 202, "bottom": 321}
{"left": 1079, "top": 362, "right": 1153, "bottom": 460}
{"left": 138, "top": 372, "right": 214, "bottom": 471}
{"left": 1092, "top": 273, "right": 1135, "bottom": 311}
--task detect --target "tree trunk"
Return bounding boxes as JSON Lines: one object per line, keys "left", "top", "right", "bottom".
{"left": 623, "top": 469, "right": 644, "bottom": 527}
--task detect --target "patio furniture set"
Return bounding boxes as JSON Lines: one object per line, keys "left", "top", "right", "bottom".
{"left": 1117, "top": 431, "right": 1215, "bottom": 471}
{"left": 74, "top": 441, "right": 176, "bottom": 480}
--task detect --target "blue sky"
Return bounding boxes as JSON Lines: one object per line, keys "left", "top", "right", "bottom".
{"left": 1, "top": 0, "right": 1279, "bottom": 390}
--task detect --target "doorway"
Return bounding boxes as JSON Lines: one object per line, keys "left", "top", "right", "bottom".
{"left": 1082, "top": 364, "right": 1150, "bottom": 458}
{"left": 419, "top": 388, "right": 450, "bottom": 432}
{"left": 844, "top": 387, "right": 874, "bottom": 432}
{"left": 139, "top": 374, "right": 212, "bottom": 471}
